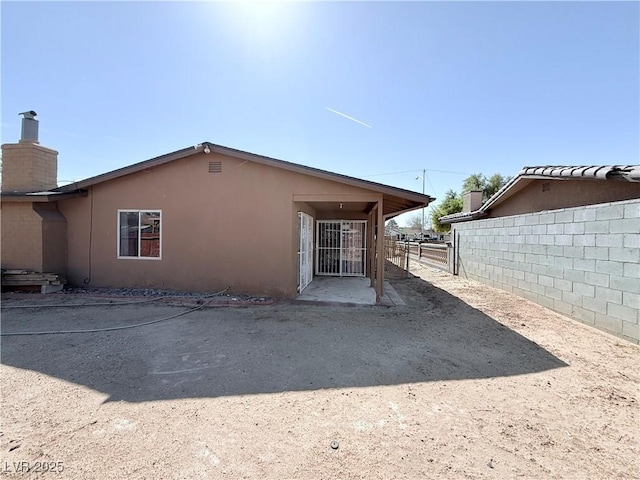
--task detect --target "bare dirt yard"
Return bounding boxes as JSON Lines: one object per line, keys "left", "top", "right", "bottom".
{"left": 1, "top": 259, "right": 638, "bottom": 479}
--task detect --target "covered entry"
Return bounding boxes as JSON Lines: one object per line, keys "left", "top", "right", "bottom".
{"left": 316, "top": 220, "right": 367, "bottom": 276}
{"left": 294, "top": 188, "right": 433, "bottom": 300}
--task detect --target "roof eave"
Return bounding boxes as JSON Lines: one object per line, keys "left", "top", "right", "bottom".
{"left": 439, "top": 210, "right": 488, "bottom": 224}
{"left": 54, "top": 145, "right": 202, "bottom": 193}
{"left": 1, "top": 190, "right": 86, "bottom": 202}
{"left": 54, "top": 141, "right": 435, "bottom": 209}
{"left": 205, "top": 143, "right": 435, "bottom": 205}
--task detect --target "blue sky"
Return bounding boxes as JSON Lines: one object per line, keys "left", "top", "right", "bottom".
{"left": 2, "top": 1, "right": 638, "bottom": 226}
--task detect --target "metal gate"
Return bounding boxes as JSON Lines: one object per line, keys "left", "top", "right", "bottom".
{"left": 316, "top": 220, "right": 367, "bottom": 276}
{"left": 297, "top": 212, "right": 314, "bottom": 293}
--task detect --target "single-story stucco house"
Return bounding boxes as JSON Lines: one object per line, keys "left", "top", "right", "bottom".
{"left": 441, "top": 165, "right": 640, "bottom": 224}
{"left": 440, "top": 165, "right": 640, "bottom": 343}
{"left": 1, "top": 112, "right": 433, "bottom": 300}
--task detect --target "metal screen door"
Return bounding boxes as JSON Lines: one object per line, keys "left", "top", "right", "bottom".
{"left": 297, "top": 212, "right": 314, "bottom": 293}
{"left": 316, "top": 220, "right": 367, "bottom": 276}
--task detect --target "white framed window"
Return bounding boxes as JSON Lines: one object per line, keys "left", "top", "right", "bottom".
{"left": 117, "top": 210, "right": 162, "bottom": 259}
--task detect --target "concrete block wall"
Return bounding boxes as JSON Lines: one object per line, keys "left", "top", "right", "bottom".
{"left": 453, "top": 199, "right": 639, "bottom": 344}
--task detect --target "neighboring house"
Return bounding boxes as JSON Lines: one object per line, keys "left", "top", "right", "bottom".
{"left": 385, "top": 225, "right": 403, "bottom": 239}
{"left": 399, "top": 227, "right": 421, "bottom": 240}
{"left": 441, "top": 165, "right": 640, "bottom": 344}
{"left": 1, "top": 113, "right": 433, "bottom": 300}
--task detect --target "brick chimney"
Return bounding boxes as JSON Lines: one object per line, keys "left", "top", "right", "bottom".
{"left": 1, "top": 111, "right": 67, "bottom": 277}
{"left": 462, "top": 189, "right": 483, "bottom": 213}
{"left": 1, "top": 111, "right": 58, "bottom": 192}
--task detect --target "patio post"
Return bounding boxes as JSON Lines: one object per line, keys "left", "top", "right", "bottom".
{"left": 376, "top": 200, "right": 384, "bottom": 300}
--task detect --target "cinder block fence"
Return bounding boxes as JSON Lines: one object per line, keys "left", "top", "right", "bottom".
{"left": 451, "top": 199, "right": 639, "bottom": 344}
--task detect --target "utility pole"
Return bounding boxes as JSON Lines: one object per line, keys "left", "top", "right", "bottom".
{"left": 421, "top": 168, "right": 425, "bottom": 240}
{"left": 416, "top": 169, "right": 426, "bottom": 240}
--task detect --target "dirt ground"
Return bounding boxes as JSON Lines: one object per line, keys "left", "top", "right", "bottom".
{"left": 1, "top": 259, "right": 638, "bottom": 479}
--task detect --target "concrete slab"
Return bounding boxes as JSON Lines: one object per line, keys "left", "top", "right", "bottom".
{"left": 295, "top": 277, "right": 376, "bottom": 305}
{"left": 379, "top": 281, "right": 407, "bottom": 307}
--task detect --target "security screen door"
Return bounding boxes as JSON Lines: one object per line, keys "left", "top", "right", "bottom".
{"left": 297, "top": 212, "right": 314, "bottom": 293}
{"left": 316, "top": 220, "right": 367, "bottom": 276}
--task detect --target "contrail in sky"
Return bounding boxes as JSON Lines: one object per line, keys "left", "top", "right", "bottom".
{"left": 325, "top": 107, "right": 372, "bottom": 128}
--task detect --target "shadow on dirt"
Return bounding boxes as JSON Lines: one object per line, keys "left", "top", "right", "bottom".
{"left": 1, "top": 267, "right": 567, "bottom": 403}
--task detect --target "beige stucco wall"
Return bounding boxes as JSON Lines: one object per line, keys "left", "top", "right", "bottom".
{"left": 58, "top": 152, "right": 380, "bottom": 297}
{"left": 1, "top": 202, "right": 44, "bottom": 271}
{"left": 490, "top": 179, "right": 639, "bottom": 218}
{"left": 36, "top": 203, "right": 68, "bottom": 274}
{"left": 0, "top": 202, "right": 67, "bottom": 274}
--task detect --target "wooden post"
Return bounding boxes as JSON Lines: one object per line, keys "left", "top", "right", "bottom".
{"left": 376, "top": 200, "right": 384, "bottom": 300}
{"left": 405, "top": 240, "right": 409, "bottom": 277}
{"left": 368, "top": 208, "right": 376, "bottom": 287}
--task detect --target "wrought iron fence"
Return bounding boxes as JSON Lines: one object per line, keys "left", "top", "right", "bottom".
{"left": 384, "top": 236, "right": 408, "bottom": 269}
{"left": 385, "top": 239, "right": 451, "bottom": 272}
{"left": 407, "top": 242, "right": 450, "bottom": 270}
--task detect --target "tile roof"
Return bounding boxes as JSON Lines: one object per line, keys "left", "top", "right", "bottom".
{"left": 519, "top": 165, "right": 639, "bottom": 181}
{"left": 440, "top": 164, "right": 640, "bottom": 224}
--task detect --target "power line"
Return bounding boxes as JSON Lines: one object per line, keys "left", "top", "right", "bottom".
{"left": 423, "top": 171, "right": 438, "bottom": 198}
{"left": 362, "top": 168, "right": 472, "bottom": 178}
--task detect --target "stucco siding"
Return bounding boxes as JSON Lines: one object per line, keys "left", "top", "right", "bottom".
{"left": 453, "top": 199, "right": 640, "bottom": 343}
{"left": 1, "top": 203, "right": 44, "bottom": 271}
{"left": 58, "top": 151, "right": 378, "bottom": 297}
{"left": 489, "top": 179, "right": 639, "bottom": 218}
{"left": 35, "top": 203, "right": 68, "bottom": 274}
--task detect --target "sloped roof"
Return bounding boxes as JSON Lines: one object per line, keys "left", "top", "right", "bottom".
{"left": 440, "top": 165, "right": 640, "bottom": 224}
{"left": 517, "top": 165, "right": 640, "bottom": 181}
{"left": 52, "top": 142, "right": 434, "bottom": 217}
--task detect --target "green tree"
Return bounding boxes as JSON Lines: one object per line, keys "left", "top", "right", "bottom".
{"left": 386, "top": 218, "right": 399, "bottom": 229}
{"left": 462, "top": 173, "right": 485, "bottom": 193}
{"left": 484, "top": 173, "right": 509, "bottom": 200}
{"left": 429, "top": 172, "right": 508, "bottom": 232}
{"left": 462, "top": 172, "right": 509, "bottom": 202}
{"left": 430, "top": 189, "right": 463, "bottom": 233}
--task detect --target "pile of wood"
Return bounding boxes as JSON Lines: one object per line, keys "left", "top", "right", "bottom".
{"left": 1, "top": 270, "right": 67, "bottom": 288}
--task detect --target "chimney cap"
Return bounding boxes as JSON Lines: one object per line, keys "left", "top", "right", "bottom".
{"left": 19, "top": 110, "right": 38, "bottom": 119}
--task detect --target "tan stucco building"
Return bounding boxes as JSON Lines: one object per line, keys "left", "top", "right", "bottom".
{"left": 441, "top": 165, "right": 640, "bottom": 223}
{"left": 1, "top": 113, "right": 433, "bottom": 299}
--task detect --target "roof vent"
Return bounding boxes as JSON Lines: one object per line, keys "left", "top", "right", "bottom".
{"left": 19, "top": 110, "right": 39, "bottom": 143}
{"left": 208, "top": 161, "right": 222, "bottom": 173}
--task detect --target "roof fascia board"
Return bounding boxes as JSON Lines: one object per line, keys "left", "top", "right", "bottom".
{"left": 439, "top": 209, "right": 490, "bottom": 224}
{"left": 55, "top": 145, "right": 202, "bottom": 192}
{"left": 54, "top": 141, "right": 434, "bottom": 206}
{"left": 293, "top": 193, "right": 382, "bottom": 203}
{"left": 1, "top": 191, "right": 85, "bottom": 202}
{"left": 207, "top": 143, "right": 433, "bottom": 204}
{"left": 479, "top": 176, "right": 532, "bottom": 211}
{"left": 384, "top": 203, "right": 427, "bottom": 220}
